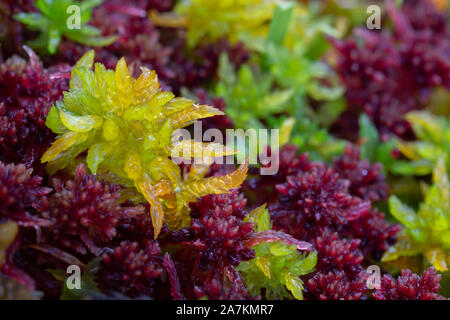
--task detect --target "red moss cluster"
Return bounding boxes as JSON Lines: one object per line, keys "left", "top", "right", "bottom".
{"left": 330, "top": 0, "right": 449, "bottom": 140}
{"left": 345, "top": 209, "right": 400, "bottom": 261}
{"left": 187, "top": 192, "right": 255, "bottom": 269}
{"left": 373, "top": 267, "right": 445, "bottom": 300}
{"left": 271, "top": 163, "right": 371, "bottom": 239}
{"left": 0, "top": 0, "right": 36, "bottom": 56}
{"left": 0, "top": 48, "right": 68, "bottom": 172}
{"left": 333, "top": 145, "right": 388, "bottom": 202}
{"left": 391, "top": 0, "right": 449, "bottom": 90}
{"left": 304, "top": 232, "right": 368, "bottom": 300}
{"left": 314, "top": 232, "right": 363, "bottom": 275}
{"left": 264, "top": 147, "right": 401, "bottom": 300}
{"left": 193, "top": 266, "right": 251, "bottom": 300}
{"left": 168, "top": 191, "right": 254, "bottom": 299}
{"left": 0, "top": 160, "right": 50, "bottom": 288}
{"left": 37, "top": 165, "right": 142, "bottom": 256}
{"left": 0, "top": 161, "right": 50, "bottom": 226}
{"left": 306, "top": 270, "right": 367, "bottom": 300}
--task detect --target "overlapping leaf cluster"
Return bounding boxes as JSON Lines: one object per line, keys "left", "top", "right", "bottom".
{"left": 213, "top": 2, "right": 345, "bottom": 160}
{"left": 174, "top": 0, "right": 276, "bottom": 47}
{"left": 41, "top": 50, "right": 247, "bottom": 237}
{"left": 393, "top": 112, "right": 450, "bottom": 176}
{"left": 384, "top": 159, "right": 450, "bottom": 271}
{"left": 238, "top": 205, "right": 317, "bottom": 300}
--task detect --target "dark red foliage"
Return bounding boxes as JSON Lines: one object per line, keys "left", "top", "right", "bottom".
{"left": 304, "top": 232, "right": 367, "bottom": 300}
{"left": 0, "top": 0, "right": 36, "bottom": 56}
{"left": 98, "top": 240, "right": 164, "bottom": 298}
{"left": 114, "top": 206, "right": 160, "bottom": 244}
{"left": 333, "top": 144, "right": 388, "bottom": 202}
{"left": 192, "top": 37, "right": 250, "bottom": 83}
{"left": 262, "top": 147, "right": 399, "bottom": 265}
{"left": 305, "top": 270, "right": 367, "bottom": 300}
{"left": 37, "top": 165, "right": 141, "bottom": 256}
{"left": 0, "top": 47, "right": 68, "bottom": 172}
{"left": 187, "top": 191, "right": 255, "bottom": 269}
{"left": 265, "top": 153, "right": 400, "bottom": 300}
{"left": 344, "top": 209, "right": 400, "bottom": 261}
{"left": 168, "top": 191, "right": 255, "bottom": 299}
{"left": 0, "top": 160, "right": 51, "bottom": 288}
{"left": 56, "top": 1, "right": 169, "bottom": 71}
{"left": 104, "top": 0, "right": 174, "bottom": 12}
{"left": 330, "top": 31, "right": 417, "bottom": 140}
{"left": 193, "top": 266, "right": 251, "bottom": 300}
{"left": 259, "top": 144, "right": 311, "bottom": 185}
{"left": 388, "top": 0, "right": 450, "bottom": 89}
{"left": 373, "top": 267, "right": 445, "bottom": 300}
{"left": 162, "top": 253, "right": 185, "bottom": 300}
{"left": 401, "top": 0, "right": 448, "bottom": 34}
{"left": 245, "top": 145, "right": 312, "bottom": 206}
{"left": 0, "top": 161, "right": 50, "bottom": 226}
{"left": 330, "top": 0, "right": 449, "bottom": 140}
{"left": 271, "top": 163, "right": 371, "bottom": 240}
{"left": 314, "top": 232, "right": 363, "bottom": 276}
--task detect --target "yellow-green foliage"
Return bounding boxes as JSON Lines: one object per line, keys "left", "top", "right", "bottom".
{"left": 284, "top": 3, "right": 343, "bottom": 53}
{"left": 0, "top": 221, "right": 18, "bottom": 266}
{"left": 42, "top": 51, "right": 248, "bottom": 238}
{"left": 393, "top": 111, "right": 450, "bottom": 175}
{"left": 175, "top": 0, "right": 276, "bottom": 47}
{"left": 237, "top": 205, "right": 317, "bottom": 299}
{"left": 383, "top": 158, "right": 450, "bottom": 271}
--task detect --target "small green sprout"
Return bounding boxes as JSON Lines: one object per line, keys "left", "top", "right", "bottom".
{"left": 383, "top": 158, "right": 450, "bottom": 271}
{"left": 14, "top": 0, "right": 117, "bottom": 54}
{"left": 238, "top": 205, "right": 317, "bottom": 300}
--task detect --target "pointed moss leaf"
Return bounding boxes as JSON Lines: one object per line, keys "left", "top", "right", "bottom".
{"left": 70, "top": 34, "right": 118, "bottom": 47}
{"left": 359, "top": 114, "right": 379, "bottom": 160}
{"left": 0, "top": 221, "right": 18, "bottom": 266}
{"left": 406, "top": 111, "right": 445, "bottom": 143}
{"left": 47, "top": 28, "right": 61, "bottom": 54}
{"left": 292, "top": 250, "right": 317, "bottom": 275}
{"left": 75, "top": 50, "right": 95, "bottom": 69}
{"left": 46, "top": 105, "right": 67, "bottom": 134}
{"left": 13, "top": 13, "right": 48, "bottom": 30}
{"left": 238, "top": 214, "right": 316, "bottom": 300}
{"left": 269, "top": 242, "right": 295, "bottom": 256}
{"left": 256, "top": 256, "right": 271, "bottom": 278}
{"left": 247, "top": 204, "right": 271, "bottom": 232}
{"left": 285, "top": 272, "right": 304, "bottom": 300}
{"left": 86, "top": 143, "right": 107, "bottom": 174}
{"left": 268, "top": 1, "right": 295, "bottom": 46}
{"left": 218, "top": 53, "right": 236, "bottom": 85}
{"left": 59, "top": 110, "right": 102, "bottom": 132}
{"left": 425, "top": 248, "right": 448, "bottom": 272}
{"left": 279, "top": 117, "right": 295, "bottom": 147}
